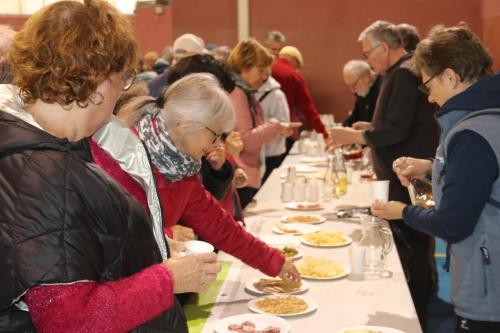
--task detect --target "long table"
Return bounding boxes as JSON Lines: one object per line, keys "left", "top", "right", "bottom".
{"left": 189, "top": 151, "right": 423, "bottom": 333}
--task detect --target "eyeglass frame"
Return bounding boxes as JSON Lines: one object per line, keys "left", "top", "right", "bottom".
{"left": 204, "top": 126, "right": 224, "bottom": 144}
{"left": 362, "top": 43, "right": 382, "bottom": 59}
{"left": 418, "top": 74, "right": 438, "bottom": 95}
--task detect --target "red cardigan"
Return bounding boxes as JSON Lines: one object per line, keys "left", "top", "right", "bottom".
{"left": 271, "top": 58, "right": 328, "bottom": 139}
{"left": 91, "top": 139, "right": 285, "bottom": 277}
{"left": 154, "top": 170, "right": 284, "bottom": 276}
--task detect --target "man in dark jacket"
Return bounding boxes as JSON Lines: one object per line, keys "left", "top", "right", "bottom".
{"left": 330, "top": 20, "right": 439, "bottom": 327}
{"left": 342, "top": 59, "right": 381, "bottom": 127}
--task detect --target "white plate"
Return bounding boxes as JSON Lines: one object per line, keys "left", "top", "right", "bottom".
{"left": 215, "top": 313, "right": 290, "bottom": 333}
{"left": 247, "top": 295, "right": 318, "bottom": 317}
{"left": 284, "top": 202, "right": 325, "bottom": 211}
{"left": 245, "top": 277, "right": 309, "bottom": 295}
{"left": 274, "top": 245, "right": 304, "bottom": 261}
{"left": 280, "top": 213, "right": 326, "bottom": 224}
{"left": 272, "top": 223, "right": 320, "bottom": 235}
{"left": 301, "top": 234, "right": 352, "bottom": 248}
{"left": 336, "top": 325, "right": 407, "bottom": 333}
{"left": 299, "top": 263, "right": 351, "bottom": 280}
{"left": 259, "top": 235, "right": 301, "bottom": 247}
{"left": 300, "top": 156, "right": 327, "bottom": 164}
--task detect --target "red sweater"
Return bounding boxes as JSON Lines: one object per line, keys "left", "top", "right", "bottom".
{"left": 271, "top": 58, "right": 328, "bottom": 139}
{"left": 154, "top": 170, "right": 284, "bottom": 276}
{"left": 92, "top": 139, "right": 284, "bottom": 277}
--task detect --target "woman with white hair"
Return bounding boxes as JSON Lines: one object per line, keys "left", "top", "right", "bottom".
{"left": 96, "top": 73, "right": 301, "bottom": 281}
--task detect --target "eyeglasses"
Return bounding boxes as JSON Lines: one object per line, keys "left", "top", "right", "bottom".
{"left": 121, "top": 69, "right": 137, "bottom": 91}
{"left": 418, "top": 74, "right": 438, "bottom": 95}
{"left": 362, "top": 44, "right": 382, "bottom": 59}
{"left": 205, "top": 126, "right": 223, "bottom": 144}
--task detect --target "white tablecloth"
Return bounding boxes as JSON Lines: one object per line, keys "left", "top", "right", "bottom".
{"left": 198, "top": 152, "right": 422, "bottom": 333}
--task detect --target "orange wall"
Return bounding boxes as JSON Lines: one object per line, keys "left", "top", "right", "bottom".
{"left": 131, "top": 4, "right": 173, "bottom": 55}
{"left": 250, "top": 0, "right": 483, "bottom": 121}
{"left": 1, "top": 1, "right": 498, "bottom": 121}
{"left": 171, "top": 0, "right": 237, "bottom": 47}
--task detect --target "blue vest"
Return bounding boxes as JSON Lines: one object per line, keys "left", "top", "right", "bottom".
{"left": 433, "top": 109, "right": 500, "bottom": 321}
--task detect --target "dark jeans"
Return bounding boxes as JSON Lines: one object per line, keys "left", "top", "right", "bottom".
{"left": 237, "top": 187, "right": 259, "bottom": 208}
{"left": 456, "top": 316, "right": 500, "bottom": 333}
{"left": 262, "top": 155, "right": 284, "bottom": 184}
{"left": 389, "top": 178, "right": 435, "bottom": 328}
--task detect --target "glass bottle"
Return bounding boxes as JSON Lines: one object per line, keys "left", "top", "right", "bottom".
{"left": 334, "top": 149, "right": 348, "bottom": 196}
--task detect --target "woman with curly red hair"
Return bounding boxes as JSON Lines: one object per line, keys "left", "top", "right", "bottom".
{"left": 0, "top": 1, "right": 218, "bottom": 331}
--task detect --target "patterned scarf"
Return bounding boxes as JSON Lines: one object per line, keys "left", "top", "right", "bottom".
{"left": 136, "top": 113, "right": 201, "bottom": 182}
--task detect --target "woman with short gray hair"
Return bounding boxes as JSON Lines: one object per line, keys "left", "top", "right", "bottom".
{"left": 108, "top": 73, "right": 301, "bottom": 282}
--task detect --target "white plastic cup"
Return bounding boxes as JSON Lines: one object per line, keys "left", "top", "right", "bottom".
{"left": 349, "top": 243, "right": 366, "bottom": 280}
{"left": 286, "top": 166, "right": 297, "bottom": 183}
{"left": 372, "top": 180, "right": 390, "bottom": 203}
{"left": 281, "top": 182, "right": 294, "bottom": 203}
{"left": 294, "top": 179, "right": 306, "bottom": 202}
{"left": 184, "top": 240, "right": 214, "bottom": 255}
{"left": 306, "top": 178, "right": 319, "bottom": 203}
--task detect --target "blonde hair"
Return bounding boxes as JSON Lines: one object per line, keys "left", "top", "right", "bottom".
{"left": 228, "top": 38, "right": 273, "bottom": 73}
{"left": 117, "top": 73, "right": 234, "bottom": 134}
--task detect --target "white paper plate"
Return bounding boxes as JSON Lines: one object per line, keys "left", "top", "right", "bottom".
{"left": 259, "top": 235, "right": 301, "bottom": 247}
{"left": 245, "top": 277, "right": 309, "bottom": 295}
{"left": 247, "top": 295, "right": 318, "bottom": 317}
{"left": 273, "top": 245, "right": 304, "bottom": 261}
{"left": 336, "top": 325, "right": 407, "bottom": 333}
{"left": 284, "top": 202, "right": 325, "bottom": 211}
{"left": 215, "top": 313, "right": 290, "bottom": 333}
{"left": 298, "top": 263, "right": 351, "bottom": 280}
{"left": 272, "top": 223, "right": 320, "bottom": 235}
{"left": 280, "top": 213, "right": 326, "bottom": 224}
{"left": 301, "top": 234, "right": 352, "bottom": 248}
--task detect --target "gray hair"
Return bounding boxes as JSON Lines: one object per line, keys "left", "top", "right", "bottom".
{"left": 358, "top": 20, "right": 402, "bottom": 49}
{"left": 0, "top": 25, "right": 15, "bottom": 59}
{"left": 343, "top": 60, "right": 372, "bottom": 78}
{"left": 161, "top": 73, "right": 235, "bottom": 134}
{"left": 265, "top": 30, "right": 286, "bottom": 44}
{"left": 116, "top": 73, "right": 235, "bottom": 134}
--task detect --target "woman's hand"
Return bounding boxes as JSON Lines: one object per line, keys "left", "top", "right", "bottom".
{"left": 171, "top": 225, "right": 196, "bottom": 242}
{"left": 279, "top": 122, "right": 302, "bottom": 138}
{"left": 162, "top": 252, "right": 221, "bottom": 293}
{"left": 278, "top": 258, "right": 301, "bottom": 282}
{"left": 206, "top": 143, "right": 226, "bottom": 170}
{"left": 392, "top": 157, "right": 433, "bottom": 187}
{"left": 371, "top": 200, "right": 407, "bottom": 220}
{"left": 233, "top": 168, "right": 249, "bottom": 189}
{"left": 225, "top": 131, "right": 244, "bottom": 158}
{"left": 166, "top": 238, "right": 186, "bottom": 258}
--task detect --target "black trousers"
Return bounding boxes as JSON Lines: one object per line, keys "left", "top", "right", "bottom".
{"left": 456, "top": 316, "right": 500, "bottom": 333}
{"left": 389, "top": 178, "right": 435, "bottom": 328}
{"left": 262, "top": 155, "right": 284, "bottom": 184}
{"left": 237, "top": 187, "right": 259, "bottom": 208}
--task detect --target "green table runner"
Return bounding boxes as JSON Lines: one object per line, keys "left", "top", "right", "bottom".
{"left": 184, "top": 261, "right": 232, "bottom": 333}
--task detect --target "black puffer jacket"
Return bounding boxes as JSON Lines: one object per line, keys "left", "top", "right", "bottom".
{"left": 0, "top": 111, "right": 187, "bottom": 332}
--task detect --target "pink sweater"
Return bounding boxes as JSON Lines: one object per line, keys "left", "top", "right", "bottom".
{"left": 230, "top": 86, "right": 281, "bottom": 189}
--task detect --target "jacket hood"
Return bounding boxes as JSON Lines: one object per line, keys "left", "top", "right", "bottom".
{"left": 437, "top": 73, "right": 500, "bottom": 117}
{"left": 258, "top": 76, "right": 281, "bottom": 93}
{"left": 0, "top": 84, "right": 81, "bottom": 155}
